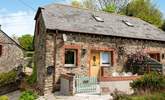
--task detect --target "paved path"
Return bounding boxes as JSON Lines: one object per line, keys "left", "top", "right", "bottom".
{"left": 3, "top": 90, "right": 113, "bottom": 100}
{"left": 5, "top": 90, "right": 21, "bottom": 100}
{"left": 38, "top": 93, "right": 112, "bottom": 100}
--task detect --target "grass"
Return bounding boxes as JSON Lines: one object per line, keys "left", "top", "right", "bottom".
{"left": 127, "top": 92, "right": 165, "bottom": 100}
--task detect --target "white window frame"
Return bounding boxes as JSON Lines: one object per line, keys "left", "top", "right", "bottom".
{"left": 100, "top": 51, "right": 111, "bottom": 67}
{"left": 64, "top": 49, "right": 77, "bottom": 67}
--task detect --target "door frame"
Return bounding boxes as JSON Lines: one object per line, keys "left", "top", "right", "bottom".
{"left": 89, "top": 47, "right": 116, "bottom": 80}
{"left": 89, "top": 50, "right": 101, "bottom": 80}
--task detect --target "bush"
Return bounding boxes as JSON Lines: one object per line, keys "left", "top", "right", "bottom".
{"left": 0, "top": 96, "right": 9, "bottom": 100}
{"left": 128, "top": 92, "right": 165, "bottom": 100}
{"left": 130, "top": 72, "right": 165, "bottom": 93}
{"left": 0, "top": 70, "right": 17, "bottom": 87}
{"left": 19, "top": 90, "right": 38, "bottom": 100}
{"left": 111, "top": 89, "right": 131, "bottom": 100}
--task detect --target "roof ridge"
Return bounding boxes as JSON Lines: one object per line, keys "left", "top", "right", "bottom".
{"left": 43, "top": 3, "right": 141, "bottom": 21}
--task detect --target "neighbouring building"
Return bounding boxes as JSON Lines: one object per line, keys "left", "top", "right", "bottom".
{"left": 0, "top": 26, "right": 24, "bottom": 73}
{"left": 34, "top": 4, "right": 165, "bottom": 95}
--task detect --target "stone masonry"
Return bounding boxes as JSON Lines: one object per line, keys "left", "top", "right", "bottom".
{"left": 35, "top": 29, "right": 165, "bottom": 95}
{"left": 0, "top": 30, "right": 23, "bottom": 73}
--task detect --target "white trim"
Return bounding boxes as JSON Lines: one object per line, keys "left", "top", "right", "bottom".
{"left": 100, "top": 51, "right": 111, "bottom": 67}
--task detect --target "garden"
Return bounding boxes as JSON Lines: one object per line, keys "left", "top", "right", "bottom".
{"left": 112, "top": 72, "right": 165, "bottom": 100}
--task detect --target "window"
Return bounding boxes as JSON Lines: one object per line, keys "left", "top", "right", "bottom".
{"left": 162, "top": 53, "right": 165, "bottom": 59}
{"left": 122, "top": 20, "right": 134, "bottom": 27}
{"left": 0, "top": 45, "right": 2, "bottom": 56}
{"left": 92, "top": 14, "right": 104, "bottom": 22}
{"left": 149, "top": 53, "right": 160, "bottom": 61}
{"left": 65, "top": 49, "right": 77, "bottom": 67}
{"left": 100, "top": 52, "right": 112, "bottom": 66}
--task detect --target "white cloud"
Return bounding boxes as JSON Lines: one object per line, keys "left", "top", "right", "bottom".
{"left": 0, "top": 9, "right": 35, "bottom": 36}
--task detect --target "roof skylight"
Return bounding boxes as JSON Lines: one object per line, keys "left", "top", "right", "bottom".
{"left": 92, "top": 14, "right": 104, "bottom": 22}
{"left": 122, "top": 20, "right": 134, "bottom": 27}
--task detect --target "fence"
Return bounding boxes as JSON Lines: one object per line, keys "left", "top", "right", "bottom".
{"left": 75, "top": 75, "right": 98, "bottom": 93}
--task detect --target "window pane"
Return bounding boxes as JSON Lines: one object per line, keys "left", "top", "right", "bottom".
{"left": 65, "top": 50, "right": 75, "bottom": 64}
{"left": 101, "top": 52, "right": 110, "bottom": 64}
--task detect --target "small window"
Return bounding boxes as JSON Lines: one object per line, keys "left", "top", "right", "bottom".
{"left": 122, "top": 20, "right": 134, "bottom": 27}
{"left": 0, "top": 45, "right": 2, "bottom": 56}
{"left": 65, "top": 49, "right": 77, "bottom": 67}
{"left": 92, "top": 14, "right": 104, "bottom": 22}
{"left": 162, "top": 53, "right": 165, "bottom": 59}
{"left": 100, "top": 52, "right": 111, "bottom": 66}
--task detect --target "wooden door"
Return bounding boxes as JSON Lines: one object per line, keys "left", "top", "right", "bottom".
{"left": 90, "top": 51, "right": 100, "bottom": 78}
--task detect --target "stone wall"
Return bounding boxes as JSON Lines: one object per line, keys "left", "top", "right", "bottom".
{"left": 36, "top": 29, "right": 165, "bottom": 95}
{"left": 34, "top": 14, "right": 47, "bottom": 95}
{"left": 0, "top": 31, "right": 23, "bottom": 73}
{"left": 52, "top": 32, "right": 165, "bottom": 91}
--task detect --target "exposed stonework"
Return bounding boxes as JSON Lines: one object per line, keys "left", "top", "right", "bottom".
{"left": 35, "top": 30, "right": 165, "bottom": 95}
{"left": 0, "top": 30, "right": 23, "bottom": 73}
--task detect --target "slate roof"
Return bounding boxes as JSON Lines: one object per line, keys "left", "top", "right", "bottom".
{"left": 0, "top": 29, "right": 24, "bottom": 50}
{"left": 37, "top": 3, "right": 165, "bottom": 42}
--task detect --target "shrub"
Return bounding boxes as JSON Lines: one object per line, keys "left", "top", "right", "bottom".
{"left": 19, "top": 90, "right": 38, "bottom": 100}
{"left": 111, "top": 89, "right": 131, "bottom": 100}
{"left": 128, "top": 92, "right": 165, "bottom": 100}
{"left": 130, "top": 72, "right": 165, "bottom": 93}
{"left": 0, "top": 70, "right": 17, "bottom": 87}
{"left": 0, "top": 96, "right": 9, "bottom": 100}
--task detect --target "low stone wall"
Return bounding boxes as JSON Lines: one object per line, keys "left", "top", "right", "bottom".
{"left": 0, "top": 80, "right": 20, "bottom": 95}
{"left": 100, "top": 76, "right": 140, "bottom": 81}
{"left": 100, "top": 76, "right": 140, "bottom": 94}
{"left": 100, "top": 81, "right": 133, "bottom": 95}
{"left": 60, "top": 74, "right": 75, "bottom": 95}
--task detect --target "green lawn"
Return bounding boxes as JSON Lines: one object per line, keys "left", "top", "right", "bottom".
{"left": 126, "top": 92, "right": 165, "bottom": 100}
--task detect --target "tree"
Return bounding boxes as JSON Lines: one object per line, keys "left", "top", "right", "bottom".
{"left": 71, "top": 0, "right": 81, "bottom": 8}
{"left": 18, "top": 34, "right": 33, "bottom": 51}
{"left": 102, "top": 3, "right": 117, "bottom": 13}
{"left": 120, "top": 0, "right": 163, "bottom": 27}
{"left": 82, "top": 0, "right": 97, "bottom": 10}
{"left": 71, "top": 0, "right": 128, "bottom": 12}
{"left": 161, "top": 20, "right": 165, "bottom": 31}
{"left": 98, "top": 0, "right": 128, "bottom": 12}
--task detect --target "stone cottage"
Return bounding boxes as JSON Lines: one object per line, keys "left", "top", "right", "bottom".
{"left": 0, "top": 26, "right": 24, "bottom": 73}
{"left": 34, "top": 4, "right": 165, "bottom": 95}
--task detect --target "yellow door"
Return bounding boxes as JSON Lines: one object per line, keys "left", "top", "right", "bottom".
{"left": 90, "top": 51, "right": 100, "bottom": 78}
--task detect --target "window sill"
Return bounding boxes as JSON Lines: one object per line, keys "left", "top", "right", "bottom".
{"left": 100, "top": 64, "right": 111, "bottom": 67}
{"left": 64, "top": 64, "right": 76, "bottom": 68}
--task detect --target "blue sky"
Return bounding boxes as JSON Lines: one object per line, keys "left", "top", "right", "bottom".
{"left": 0, "top": 0, "right": 165, "bottom": 36}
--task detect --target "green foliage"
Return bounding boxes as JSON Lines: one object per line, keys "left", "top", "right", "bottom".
{"left": 0, "top": 70, "right": 17, "bottom": 87}
{"left": 82, "top": 0, "right": 97, "bottom": 10}
{"left": 19, "top": 90, "right": 38, "bottom": 100}
{"left": 130, "top": 72, "right": 165, "bottom": 93}
{"left": 18, "top": 34, "right": 33, "bottom": 51}
{"left": 26, "top": 64, "right": 37, "bottom": 84}
{"left": 161, "top": 20, "right": 165, "bottom": 31}
{"left": 25, "top": 51, "right": 34, "bottom": 58}
{"left": 0, "top": 96, "right": 9, "bottom": 100}
{"left": 120, "top": 92, "right": 165, "bottom": 100}
{"left": 120, "top": 0, "right": 163, "bottom": 27}
{"left": 71, "top": 0, "right": 81, "bottom": 8}
{"left": 111, "top": 89, "right": 131, "bottom": 100}
{"left": 103, "top": 3, "right": 116, "bottom": 13}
